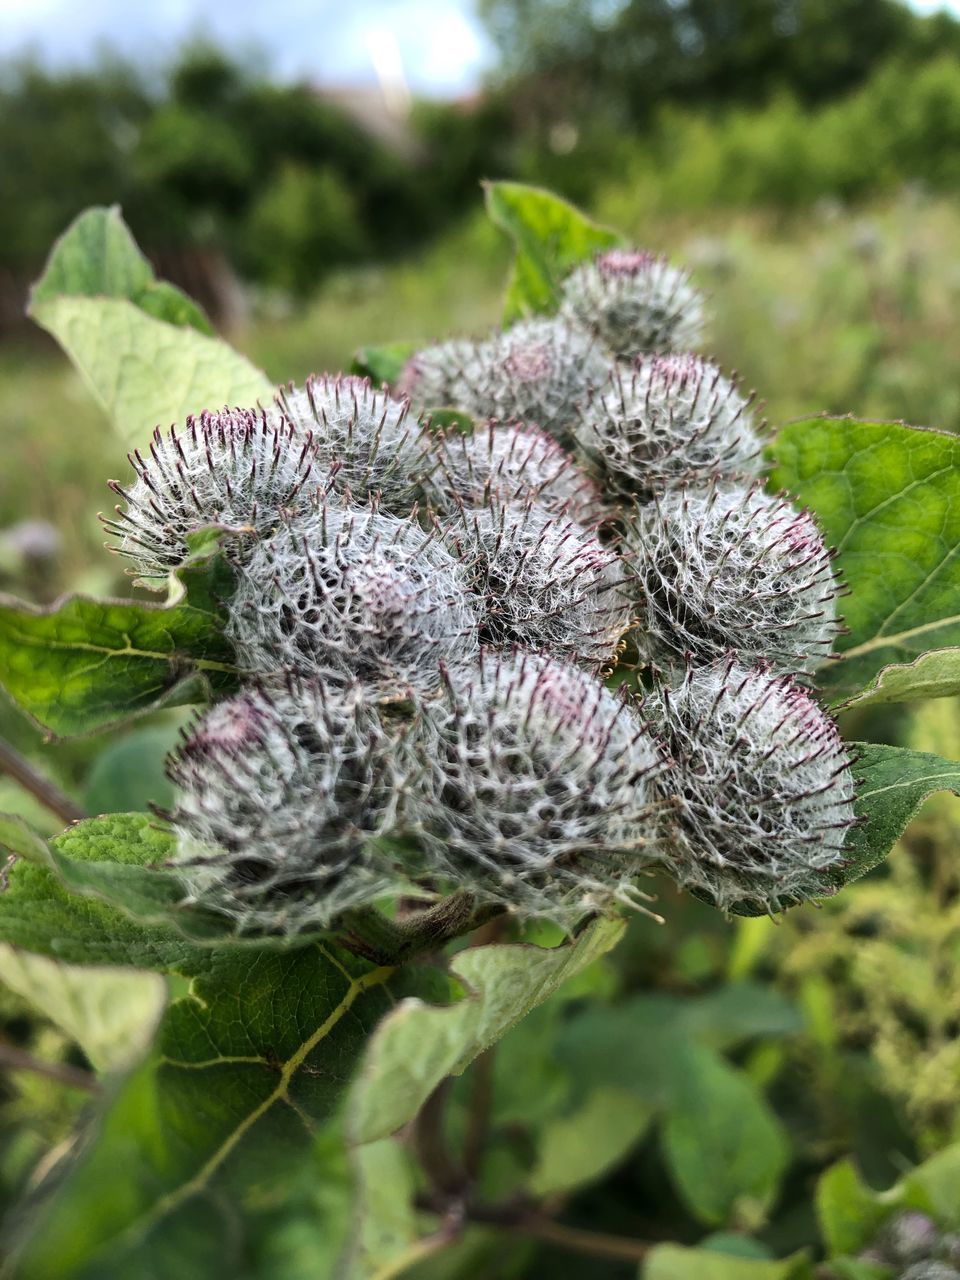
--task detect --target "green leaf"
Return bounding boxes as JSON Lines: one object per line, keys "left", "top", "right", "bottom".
{"left": 527, "top": 1085, "right": 651, "bottom": 1197}
{"left": 644, "top": 1245, "right": 811, "bottom": 1280}
{"left": 0, "top": 944, "right": 167, "bottom": 1072}
{"left": 342, "top": 1138, "right": 420, "bottom": 1280}
{"left": 352, "top": 342, "right": 416, "bottom": 387}
{"left": 348, "top": 917, "right": 624, "bottom": 1143}
{"left": 7, "top": 943, "right": 400, "bottom": 1279}
{"left": 0, "top": 557, "right": 239, "bottom": 739}
{"left": 6, "top": 917, "right": 625, "bottom": 1277}
{"left": 30, "top": 206, "right": 213, "bottom": 336}
{"left": 816, "top": 1159, "right": 888, "bottom": 1257}
{"left": 770, "top": 417, "right": 960, "bottom": 707}
{"left": 901, "top": 1143, "right": 960, "bottom": 1225}
{"left": 29, "top": 207, "right": 272, "bottom": 446}
{"left": 483, "top": 181, "right": 623, "bottom": 324}
{"left": 661, "top": 1043, "right": 790, "bottom": 1227}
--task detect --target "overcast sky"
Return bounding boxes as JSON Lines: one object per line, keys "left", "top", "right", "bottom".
{"left": 0, "top": 0, "right": 956, "bottom": 98}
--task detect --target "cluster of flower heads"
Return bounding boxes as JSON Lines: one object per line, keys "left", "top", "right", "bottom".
{"left": 104, "top": 239, "right": 856, "bottom": 934}
{"left": 858, "top": 1211, "right": 960, "bottom": 1279}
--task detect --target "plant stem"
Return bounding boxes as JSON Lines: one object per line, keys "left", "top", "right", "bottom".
{"left": 0, "top": 1041, "right": 100, "bottom": 1093}
{"left": 0, "top": 737, "right": 85, "bottom": 826}
{"left": 367, "top": 1228, "right": 456, "bottom": 1280}
{"left": 411, "top": 1079, "right": 465, "bottom": 1196}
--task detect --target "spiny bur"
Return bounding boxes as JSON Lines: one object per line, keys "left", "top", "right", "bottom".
{"left": 577, "top": 353, "right": 763, "bottom": 499}
{"left": 645, "top": 657, "right": 857, "bottom": 914}
{"left": 443, "top": 497, "right": 631, "bottom": 667}
{"left": 166, "top": 680, "right": 402, "bottom": 933}
{"left": 419, "top": 420, "right": 604, "bottom": 522}
{"left": 227, "top": 502, "right": 480, "bottom": 693}
{"left": 404, "top": 649, "right": 663, "bottom": 923}
{"left": 103, "top": 407, "right": 325, "bottom": 581}
{"left": 625, "top": 479, "right": 843, "bottom": 676}
{"left": 560, "top": 248, "right": 705, "bottom": 358}
{"left": 273, "top": 373, "right": 423, "bottom": 513}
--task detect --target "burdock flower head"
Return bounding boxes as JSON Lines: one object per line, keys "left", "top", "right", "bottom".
{"left": 103, "top": 408, "right": 326, "bottom": 581}
{"left": 419, "top": 420, "right": 603, "bottom": 522}
{"left": 273, "top": 373, "right": 423, "bottom": 513}
{"left": 625, "top": 479, "right": 844, "bottom": 677}
{"left": 577, "top": 353, "right": 764, "bottom": 499}
{"left": 646, "top": 657, "right": 857, "bottom": 914}
{"left": 227, "top": 501, "right": 480, "bottom": 693}
{"left": 560, "top": 248, "right": 705, "bottom": 357}
{"left": 405, "top": 649, "right": 663, "bottom": 922}
{"left": 443, "top": 498, "right": 632, "bottom": 667}
{"left": 166, "top": 680, "right": 402, "bottom": 933}
{"left": 396, "top": 338, "right": 483, "bottom": 412}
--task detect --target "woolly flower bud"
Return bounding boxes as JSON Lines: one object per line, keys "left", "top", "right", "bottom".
{"left": 404, "top": 650, "right": 662, "bottom": 921}
{"left": 273, "top": 374, "right": 422, "bottom": 513}
{"left": 882, "top": 1213, "right": 942, "bottom": 1266}
{"left": 167, "top": 681, "right": 401, "bottom": 932}
{"left": 646, "top": 658, "right": 857, "bottom": 913}
{"left": 103, "top": 409, "right": 324, "bottom": 580}
{"left": 443, "top": 499, "right": 631, "bottom": 667}
{"left": 625, "top": 480, "right": 843, "bottom": 677}
{"left": 396, "top": 339, "right": 480, "bottom": 411}
{"left": 420, "top": 420, "right": 603, "bottom": 522}
{"left": 577, "top": 354, "right": 763, "bottom": 499}
{"left": 227, "top": 503, "right": 480, "bottom": 693}
{"left": 901, "top": 1266, "right": 960, "bottom": 1280}
{"left": 560, "top": 248, "right": 705, "bottom": 357}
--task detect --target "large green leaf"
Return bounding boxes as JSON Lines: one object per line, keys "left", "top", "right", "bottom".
{"left": 29, "top": 207, "right": 273, "bottom": 445}
{"left": 347, "top": 917, "right": 624, "bottom": 1144}
{"left": 483, "top": 181, "right": 623, "bottom": 324}
{"left": 661, "top": 1044, "right": 790, "bottom": 1228}
{"left": 527, "top": 1085, "right": 651, "bottom": 1197}
{"left": 0, "top": 556, "right": 239, "bottom": 738}
{"left": 771, "top": 417, "right": 960, "bottom": 707}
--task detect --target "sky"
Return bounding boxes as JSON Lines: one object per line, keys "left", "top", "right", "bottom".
{"left": 0, "top": 0, "right": 496, "bottom": 98}
{"left": 0, "top": 0, "right": 957, "bottom": 98}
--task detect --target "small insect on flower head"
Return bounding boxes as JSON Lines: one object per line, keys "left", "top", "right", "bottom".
{"left": 645, "top": 657, "right": 857, "bottom": 915}
{"left": 102, "top": 407, "right": 326, "bottom": 581}
{"left": 404, "top": 649, "right": 663, "bottom": 922}
{"left": 419, "top": 419, "right": 604, "bottom": 522}
{"left": 166, "top": 680, "right": 403, "bottom": 933}
{"left": 273, "top": 373, "right": 424, "bottom": 514}
{"left": 560, "top": 248, "right": 705, "bottom": 358}
{"left": 227, "top": 501, "right": 481, "bottom": 694}
{"left": 577, "top": 353, "right": 763, "bottom": 500}
{"left": 625, "top": 479, "right": 844, "bottom": 677}
{"left": 442, "top": 497, "right": 632, "bottom": 668}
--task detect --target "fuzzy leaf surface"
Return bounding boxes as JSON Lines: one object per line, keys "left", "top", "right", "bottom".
{"left": 483, "top": 181, "right": 622, "bottom": 323}
{"left": 771, "top": 417, "right": 960, "bottom": 707}
{"left": 0, "top": 557, "right": 238, "bottom": 738}
{"left": 29, "top": 207, "right": 272, "bottom": 445}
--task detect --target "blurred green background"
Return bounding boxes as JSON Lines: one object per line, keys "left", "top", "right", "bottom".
{"left": 4, "top": 2, "right": 960, "bottom": 1273}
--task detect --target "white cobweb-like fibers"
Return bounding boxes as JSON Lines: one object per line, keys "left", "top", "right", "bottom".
{"left": 227, "top": 502, "right": 480, "bottom": 693}
{"left": 400, "top": 319, "right": 616, "bottom": 447}
{"left": 645, "top": 657, "right": 857, "bottom": 914}
{"left": 273, "top": 373, "right": 424, "bottom": 514}
{"left": 396, "top": 338, "right": 482, "bottom": 412}
{"left": 625, "top": 479, "right": 844, "bottom": 677}
{"left": 443, "top": 498, "right": 632, "bottom": 667}
{"left": 560, "top": 248, "right": 706, "bottom": 358}
{"left": 419, "top": 420, "right": 604, "bottom": 522}
{"left": 577, "top": 354, "right": 763, "bottom": 499}
{"left": 403, "top": 650, "right": 664, "bottom": 923}
{"left": 102, "top": 408, "right": 327, "bottom": 581}
{"left": 166, "top": 680, "right": 403, "bottom": 934}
